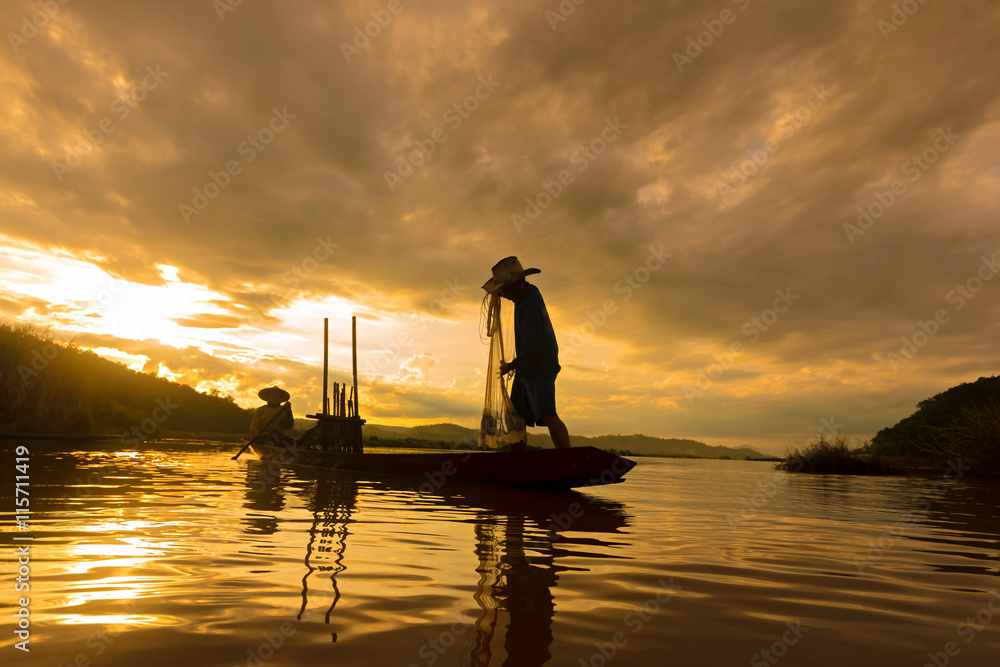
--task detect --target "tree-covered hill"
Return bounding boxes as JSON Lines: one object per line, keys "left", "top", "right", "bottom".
{"left": 1, "top": 321, "right": 252, "bottom": 438}
{"left": 869, "top": 375, "right": 1000, "bottom": 476}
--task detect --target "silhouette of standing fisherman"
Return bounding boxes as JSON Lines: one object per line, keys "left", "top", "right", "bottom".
{"left": 482, "top": 257, "right": 570, "bottom": 451}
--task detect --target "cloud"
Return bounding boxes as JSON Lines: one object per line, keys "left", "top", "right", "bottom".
{"left": 3, "top": 0, "right": 1000, "bottom": 451}
{"left": 393, "top": 352, "right": 438, "bottom": 384}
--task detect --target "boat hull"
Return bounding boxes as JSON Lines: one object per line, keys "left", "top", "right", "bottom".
{"left": 249, "top": 443, "right": 637, "bottom": 489}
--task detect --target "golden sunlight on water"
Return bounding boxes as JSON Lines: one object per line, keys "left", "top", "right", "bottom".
{"left": 1, "top": 444, "right": 998, "bottom": 666}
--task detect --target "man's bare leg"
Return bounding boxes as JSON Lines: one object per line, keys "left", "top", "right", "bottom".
{"left": 541, "top": 415, "right": 571, "bottom": 449}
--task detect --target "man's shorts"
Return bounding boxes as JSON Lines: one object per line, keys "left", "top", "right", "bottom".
{"left": 510, "top": 377, "right": 557, "bottom": 427}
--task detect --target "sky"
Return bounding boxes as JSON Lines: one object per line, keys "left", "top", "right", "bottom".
{"left": 2, "top": 0, "right": 999, "bottom": 454}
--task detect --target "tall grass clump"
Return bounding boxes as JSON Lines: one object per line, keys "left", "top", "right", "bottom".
{"left": 0, "top": 320, "right": 90, "bottom": 432}
{"left": 925, "top": 399, "right": 1000, "bottom": 478}
{"left": 777, "top": 435, "right": 896, "bottom": 475}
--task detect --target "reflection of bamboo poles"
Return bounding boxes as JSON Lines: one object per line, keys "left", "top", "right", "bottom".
{"left": 297, "top": 520, "right": 320, "bottom": 620}
{"left": 324, "top": 517, "right": 350, "bottom": 625}
{"left": 297, "top": 477, "right": 357, "bottom": 637}
{"left": 470, "top": 515, "right": 503, "bottom": 667}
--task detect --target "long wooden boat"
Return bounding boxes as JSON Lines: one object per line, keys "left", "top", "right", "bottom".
{"left": 245, "top": 318, "right": 637, "bottom": 489}
{"left": 249, "top": 441, "right": 637, "bottom": 490}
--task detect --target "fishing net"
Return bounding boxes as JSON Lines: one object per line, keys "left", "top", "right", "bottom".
{"left": 478, "top": 292, "right": 526, "bottom": 449}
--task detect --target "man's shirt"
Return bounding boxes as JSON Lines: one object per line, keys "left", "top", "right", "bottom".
{"left": 509, "top": 283, "right": 560, "bottom": 381}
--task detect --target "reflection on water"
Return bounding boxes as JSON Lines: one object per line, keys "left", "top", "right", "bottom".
{"left": 296, "top": 475, "right": 357, "bottom": 631}
{"left": 243, "top": 458, "right": 632, "bottom": 665}
{"left": 470, "top": 513, "right": 555, "bottom": 665}
{"left": 1, "top": 445, "right": 998, "bottom": 666}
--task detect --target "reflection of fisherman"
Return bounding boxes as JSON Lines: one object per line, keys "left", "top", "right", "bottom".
{"left": 470, "top": 513, "right": 557, "bottom": 666}
{"left": 482, "top": 257, "right": 570, "bottom": 450}
{"left": 250, "top": 386, "right": 294, "bottom": 444}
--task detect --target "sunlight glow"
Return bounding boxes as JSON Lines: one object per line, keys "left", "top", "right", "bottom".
{"left": 157, "top": 264, "right": 181, "bottom": 282}
{"left": 156, "top": 363, "right": 183, "bottom": 381}
{"left": 85, "top": 346, "right": 149, "bottom": 372}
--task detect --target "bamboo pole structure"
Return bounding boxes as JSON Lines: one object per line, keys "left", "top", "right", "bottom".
{"left": 352, "top": 316, "right": 359, "bottom": 419}
{"left": 323, "top": 318, "right": 329, "bottom": 415}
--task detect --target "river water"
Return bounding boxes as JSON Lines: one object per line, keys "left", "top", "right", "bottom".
{"left": 1, "top": 443, "right": 998, "bottom": 666}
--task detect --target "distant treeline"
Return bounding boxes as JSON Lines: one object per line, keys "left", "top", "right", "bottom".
{"left": 362, "top": 422, "right": 772, "bottom": 459}
{"left": 0, "top": 321, "right": 252, "bottom": 438}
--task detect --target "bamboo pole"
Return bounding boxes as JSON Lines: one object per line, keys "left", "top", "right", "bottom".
{"left": 323, "top": 318, "right": 329, "bottom": 415}
{"left": 352, "top": 316, "right": 359, "bottom": 419}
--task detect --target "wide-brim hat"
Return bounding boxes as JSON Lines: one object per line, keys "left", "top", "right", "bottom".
{"left": 258, "top": 386, "right": 290, "bottom": 403}
{"left": 482, "top": 256, "right": 541, "bottom": 294}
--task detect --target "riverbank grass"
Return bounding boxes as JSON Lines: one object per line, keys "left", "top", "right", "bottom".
{"left": 777, "top": 435, "right": 900, "bottom": 475}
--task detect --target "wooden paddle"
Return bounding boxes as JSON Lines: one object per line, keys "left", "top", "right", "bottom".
{"left": 232, "top": 401, "right": 290, "bottom": 460}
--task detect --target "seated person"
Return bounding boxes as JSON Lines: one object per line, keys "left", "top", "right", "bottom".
{"left": 250, "top": 386, "right": 294, "bottom": 446}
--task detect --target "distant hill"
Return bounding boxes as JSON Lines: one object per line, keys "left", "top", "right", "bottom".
{"left": 0, "top": 321, "right": 252, "bottom": 439}
{"left": 526, "top": 432, "right": 769, "bottom": 458}
{"left": 364, "top": 423, "right": 476, "bottom": 445}
{"left": 363, "top": 422, "right": 770, "bottom": 459}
